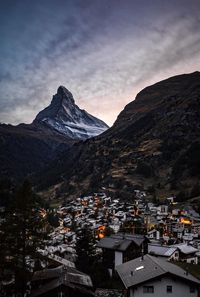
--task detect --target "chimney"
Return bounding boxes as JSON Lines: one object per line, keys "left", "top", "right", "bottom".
{"left": 156, "top": 230, "right": 160, "bottom": 240}
{"left": 141, "top": 243, "right": 144, "bottom": 260}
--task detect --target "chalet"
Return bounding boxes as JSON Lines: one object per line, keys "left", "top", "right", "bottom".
{"left": 147, "top": 229, "right": 160, "bottom": 241}
{"left": 169, "top": 243, "right": 198, "bottom": 264}
{"left": 97, "top": 233, "right": 149, "bottom": 276}
{"left": 116, "top": 255, "right": 200, "bottom": 297}
{"left": 148, "top": 244, "right": 179, "bottom": 261}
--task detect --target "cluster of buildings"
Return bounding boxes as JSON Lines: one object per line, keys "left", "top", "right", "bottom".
{"left": 2, "top": 190, "right": 197, "bottom": 296}
{"left": 1, "top": 185, "right": 200, "bottom": 297}
{"left": 36, "top": 190, "right": 200, "bottom": 296}
{"left": 47, "top": 191, "right": 200, "bottom": 252}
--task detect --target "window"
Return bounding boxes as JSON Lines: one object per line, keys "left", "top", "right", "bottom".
{"left": 143, "top": 286, "right": 154, "bottom": 293}
{"left": 190, "top": 286, "right": 195, "bottom": 293}
{"left": 167, "top": 286, "right": 172, "bottom": 293}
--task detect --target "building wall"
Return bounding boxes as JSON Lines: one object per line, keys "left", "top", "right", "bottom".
{"left": 103, "top": 249, "right": 115, "bottom": 270}
{"left": 169, "top": 251, "right": 179, "bottom": 261}
{"left": 130, "top": 276, "right": 198, "bottom": 297}
{"left": 185, "top": 256, "right": 198, "bottom": 264}
{"left": 115, "top": 251, "right": 123, "bottom": 267}
{"left": 123, "top": 241, "right": 148, "bottom": 264}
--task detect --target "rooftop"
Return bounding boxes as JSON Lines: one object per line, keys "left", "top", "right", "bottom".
{"left": 31, "top": 265, "right": 94, "bottom": 296}
{"left": 148, "top": 244, "right": 177, "bottom": 257}
{"left": 170, "top": 243, "right": 198, "bottom": 254}
{"left": 116, "top": 254, "right": 200, "bottom": 289}
{"left": 97, "top": 234, "right": 147, "bottom": 251}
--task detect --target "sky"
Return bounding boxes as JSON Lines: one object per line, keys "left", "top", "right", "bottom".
{"left": 0, "top": 0, "right": 200, "bottom": 126}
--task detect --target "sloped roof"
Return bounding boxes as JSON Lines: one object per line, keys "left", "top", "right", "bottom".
{"left": 97, "top": 237, "right": 132, "bottom": 251}
{"left": 32, "top": 265, "right": 93, "bottom": 287}
{"left": 97, "top": 233, "right": 146, "bottom": 251}
{"left": 31, "top": 278, "right": 94, "bottom": 297}
{"left": 48, "top": 254, "right": 75, "bottom": 267}
{"left": 170, "top": 243, "right": 198, "bottom": 254}
{"left": 148, "top": 229, "right": 156, "bottom": 234}
{"left": 148, "top": 244, "right": 177, "bottom": 257}
{"left": 116, "top": 255, "right": 200, "bottom": 289}
{"left": 113, "top": 234, "right": 146, "bottom": 247}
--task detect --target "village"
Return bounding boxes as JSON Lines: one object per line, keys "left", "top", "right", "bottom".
{"left": 34, "top": 189, "right": 200, "bottom": 297}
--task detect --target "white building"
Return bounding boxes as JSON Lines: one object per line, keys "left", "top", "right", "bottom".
{"left": 116, "top": 254, "right": 200, "bottom": 297}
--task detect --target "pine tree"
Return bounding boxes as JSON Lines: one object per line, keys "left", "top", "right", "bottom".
{"left": 0, "top": 180, "right": 47, "bottom": 296}
{"left": 75, "top": 227, "right": 110, "bottom": 288}
{"left": 76, "top": 227, "right": 96, "bottom": 274}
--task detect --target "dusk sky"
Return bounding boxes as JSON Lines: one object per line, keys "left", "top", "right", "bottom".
{"left": 0, "top": 0, "right": 200, "bottom": 126}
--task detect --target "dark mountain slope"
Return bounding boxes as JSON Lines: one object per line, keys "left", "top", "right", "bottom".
{"left": 0, "top": 122, "right": 73, "bottom": 180}
{"left": 37, "top": 72, "right": 200, "bottom": 199}
{"left": 0, "top": 86, "right": 108, "bottom": 181}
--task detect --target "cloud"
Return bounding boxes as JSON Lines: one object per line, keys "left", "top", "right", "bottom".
{"left": 0, "top": 0, "right": 200, "bottom": 126}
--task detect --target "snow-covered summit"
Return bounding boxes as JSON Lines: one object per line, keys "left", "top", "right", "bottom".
{"left": 34, "top": 86, "right": 109, "bottom": 140}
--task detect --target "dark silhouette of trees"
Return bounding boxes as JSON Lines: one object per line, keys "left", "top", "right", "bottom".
{"left": 0, "top": 180, "right": 47, "bottom": 296}
{"left": 76, "top": 228, "right": 96, "bottom": 275}
{"left": 75, "top": 227, "right": 110, "bottom": 288}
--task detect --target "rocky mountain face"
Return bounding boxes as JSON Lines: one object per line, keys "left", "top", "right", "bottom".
{"left": 34, "top": 86, "right": 108, "bottom": 140}
{"left": 0, "top": 86, "right": 108, "bottom": 180}
{"left": 38, "top": 72, "right": 200, "bottom": 200}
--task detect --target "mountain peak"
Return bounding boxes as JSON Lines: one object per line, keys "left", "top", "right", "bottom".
{"left": 55, "top": 85, "right": 75, "bottom": 106}
{"left": 57, "top": 86, "right": 74, "bottom": 102}
{"left": 34, "top": 87, "right": 108, "bottom": 140}
{"left": 57, "top": 85, "right": 70, "bottom": 93}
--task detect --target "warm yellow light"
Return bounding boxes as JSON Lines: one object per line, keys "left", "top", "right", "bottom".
{"left": 99, "top": 233, "right": 105, "bottom": 239}
{"left": 97, "top": 225, "right": 106, "bottom": 239}
{"left": 180, "top": 218, "right": 191, "bottom": 225}
{"left": 98, "top": 226, "right": 106, "bottom": 231}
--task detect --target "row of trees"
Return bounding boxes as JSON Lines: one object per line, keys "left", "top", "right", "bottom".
{"left": 0, "top": 181, "right": 47, "bottom": 296}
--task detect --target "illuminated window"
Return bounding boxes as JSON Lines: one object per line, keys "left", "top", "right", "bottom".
{"left": 143, "top": 286, "right": 154, "bottom": 293}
